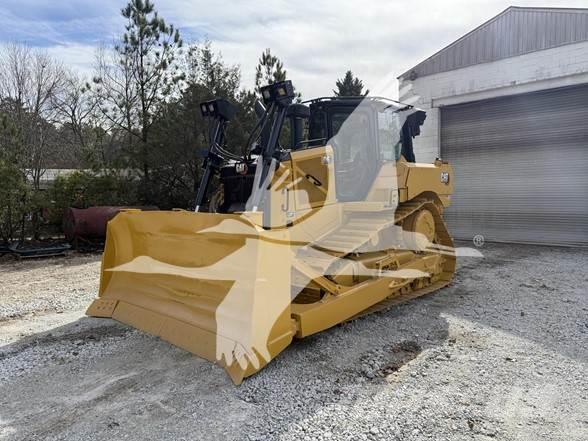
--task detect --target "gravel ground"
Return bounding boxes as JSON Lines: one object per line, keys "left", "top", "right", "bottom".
{"left": 0, "top": 253, "right": 101, "bottom": 322}
{"left": 0, "top": 243, "right": 587, "bottom": 441}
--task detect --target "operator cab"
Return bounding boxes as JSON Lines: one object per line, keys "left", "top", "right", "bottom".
{"left": 294, "top": 97, "right": 426, "bottom": 201}
{"left": 199, "top": 82, "right": 427, "bottom": 213}
{"left": 306, "top": 97, "right": 424, "bottom": 162}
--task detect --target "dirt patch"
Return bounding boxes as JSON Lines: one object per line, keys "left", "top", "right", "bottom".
{"left": 358, "top": 340, "right": 423, "bottom": 380}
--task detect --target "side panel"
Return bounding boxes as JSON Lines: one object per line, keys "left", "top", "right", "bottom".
{"left": 398, "top": 161, "right": 453, "bottom": 207}
{"left": 289, "top": 146, "right": 337, "bottom": 211}
{"left": 286, "top": 145, "right": 341, "bottom": 243}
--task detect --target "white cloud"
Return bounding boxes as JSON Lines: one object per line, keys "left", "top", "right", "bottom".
{"left": 2, "top": 0, "right": 588, "bottom": 100}
{"left": 45, "top": 43, "right": 97, "bottom": 78}
{"left": 162, "top": 0, "right": 588, "bottom": 99}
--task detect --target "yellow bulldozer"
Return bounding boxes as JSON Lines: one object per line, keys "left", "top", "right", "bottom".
{"left": 87, "top": 80, "right": 455, "bottom": 384}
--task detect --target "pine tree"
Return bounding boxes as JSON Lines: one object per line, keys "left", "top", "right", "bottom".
{"left": 185, "top": 41, "right": 241, "bottom": 98}
{"left": 254, "top": 48, "right": 302, "bottom": 103}
{"left": 254, "top": 48, "right": 287, "bottom": 95}
{"left": 333, "top": 71, "right": 368, "bottom": 96}
{"left": 93, "top": 0, "right": 184, "bottom": 190}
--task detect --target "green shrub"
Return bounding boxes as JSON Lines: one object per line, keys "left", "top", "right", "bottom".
{"left": 46, "top": 171, "right": 140, "bottom": 224}
{"left": 0, "top": 160, "right": 28, "bottom": 243}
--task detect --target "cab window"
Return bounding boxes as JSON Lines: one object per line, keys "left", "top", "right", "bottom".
{"left": 329, "top": 108, "right": 375, "bottom": 201}
{"left": 378, "top": 109, "right": 403, "bottom": 161}
{"left": 331, "top": 111, "right": 371, "bottom": 163}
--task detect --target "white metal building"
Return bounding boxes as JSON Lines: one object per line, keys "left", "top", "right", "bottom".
{"left": 398, "top": 7, "right": 588, "bottom": 246}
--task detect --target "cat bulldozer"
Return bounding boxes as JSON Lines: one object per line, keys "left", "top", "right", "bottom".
{"left": 87, "top": 80, "right": 455, "bottom": 384}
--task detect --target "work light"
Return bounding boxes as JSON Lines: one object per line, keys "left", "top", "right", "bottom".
{"left": 199, "top": 98, "right": 237, "bottom": 121}
{"left": 260, "top": 80, "right": 295, "bottom": 105}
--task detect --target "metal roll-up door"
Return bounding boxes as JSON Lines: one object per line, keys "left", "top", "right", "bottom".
{"left": 440, "top": 84, "right": 588, "bottom": 246}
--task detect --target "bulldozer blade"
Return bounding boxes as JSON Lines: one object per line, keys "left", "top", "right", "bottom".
{"left": 86, "top": 210, "right": 296, "bottom": 384}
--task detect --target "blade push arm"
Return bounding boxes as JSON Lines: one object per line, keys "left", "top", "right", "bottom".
{"left": 194, "top": 99, "right": 237, "bottom": 212}
{"left": 249, "top": 81, "right": 296, "bottom": 212}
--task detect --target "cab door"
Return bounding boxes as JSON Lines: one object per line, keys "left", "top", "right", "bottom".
{"left": 328, "top": 106, "right": 378, "bottom": 202}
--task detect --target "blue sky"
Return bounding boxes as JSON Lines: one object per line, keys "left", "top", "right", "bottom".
{"left": 0, "top": 1, "right": 118, "bottom": 45}
{"left": 1, "top": 0, "right": 586, "bottom": 98}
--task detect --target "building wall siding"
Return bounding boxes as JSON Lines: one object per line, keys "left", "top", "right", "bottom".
{"left": 399, "top": 40, "right": 588, "bottom": 163}
{"left": 401, "top": 8, "right": 588, "bottom": 80}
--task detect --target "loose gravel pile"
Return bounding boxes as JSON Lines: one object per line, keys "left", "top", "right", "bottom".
{"left": 0, "top": 243, "right": 586, "bottom": 441}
